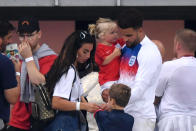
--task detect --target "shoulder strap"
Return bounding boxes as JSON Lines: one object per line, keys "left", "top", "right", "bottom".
{"left": 68, "top": 65, "right": 76, "bottom": 101}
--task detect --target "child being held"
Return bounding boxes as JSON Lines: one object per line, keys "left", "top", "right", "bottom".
{"left": 89, "top": 18, "right": 124, "bottom": 102}
{"left": 94, "top": 83, "right": 134, "bottom": 131}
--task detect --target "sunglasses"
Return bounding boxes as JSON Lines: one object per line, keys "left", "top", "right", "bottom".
{"left": 80, "top": 31, "right": 88, "bottom": 40}
{"left": 18, "top": 31, "right": 38, "bottom": 41}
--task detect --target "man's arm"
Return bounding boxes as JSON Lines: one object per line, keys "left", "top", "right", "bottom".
{"left": 19, "top": 42, "right": 45, "bottom": 85}
{"left": 4, "top": 76, "right": 20, "bottom": 104}
{"left": 2, "top": 58, "right": 20, "bottom": 104}
{"left": 26, "top": 61, "right": 45, "bottom": 84}
{"left": 154, "top": 62, "right": 170, "bottom": 103}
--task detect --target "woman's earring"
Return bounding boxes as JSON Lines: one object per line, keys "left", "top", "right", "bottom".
{"left": 76, "top": 54, "right": 78, "bottom": 58}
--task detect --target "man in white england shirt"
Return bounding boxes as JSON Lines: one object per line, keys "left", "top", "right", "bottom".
{"left": 116, "top": 9, "right": 162, "bottom": 131}
{"left": 155, "top": 29, "right": 196, "bottom": 131}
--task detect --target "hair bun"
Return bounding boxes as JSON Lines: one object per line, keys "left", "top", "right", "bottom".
{"left": 88, "top": 24, "right": 96, "bottom": 36}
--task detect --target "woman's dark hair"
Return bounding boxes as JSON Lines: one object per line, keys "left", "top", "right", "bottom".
{"left": 46, "top": 30, "right": 96, "bottom": 95}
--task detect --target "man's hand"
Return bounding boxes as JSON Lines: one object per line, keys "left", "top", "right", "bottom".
{"left": 154, "top": 96, "right": 162, "bottom": 105}
{"left": 11, "top": 58, "right": 21, "bottom": 72}
{"left": 19, "top": 42, "right": 32, "bottom": 59}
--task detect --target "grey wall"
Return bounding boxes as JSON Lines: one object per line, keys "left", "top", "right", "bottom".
{"left": 1, "top": 0, "right": 196, "bottom": 6}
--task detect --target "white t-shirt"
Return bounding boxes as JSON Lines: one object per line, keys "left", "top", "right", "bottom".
{"left": 53, "top": 66, "right": 83, "bottom": 102}
{"left": 156, "top": 56, "right": 196, "bottom": 120}
{"left": 120, "top": 36, "right": 162, "bottom": 119}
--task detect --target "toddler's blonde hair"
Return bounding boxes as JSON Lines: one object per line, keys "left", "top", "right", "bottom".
{"left": 89, "top": 17, "right": 117, "bottom": 39}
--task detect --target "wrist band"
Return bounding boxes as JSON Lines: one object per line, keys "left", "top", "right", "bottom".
{"left": 25, "top": 57, "right": 34, "bottom": 63}
{"left": 76, "top": 102, "right": 80, "bottom": 111}
{"left": 16, "top": 72, "right": 20, "bottom": 76}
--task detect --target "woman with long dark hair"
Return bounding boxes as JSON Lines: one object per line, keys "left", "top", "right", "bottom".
{"left": 45, "top": 30, "right": 99, "bottom": 131}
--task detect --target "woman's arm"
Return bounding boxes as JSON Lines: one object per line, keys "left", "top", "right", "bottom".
{"left": 52, "top": 96, "right": 99, "bottom": 113}
{"left": 52, "top": 96, "right": 77, "bottom": 111}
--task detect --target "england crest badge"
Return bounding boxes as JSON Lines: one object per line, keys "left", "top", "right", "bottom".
{"left": 129, "top": 56, "right": 136, "bottom": 66}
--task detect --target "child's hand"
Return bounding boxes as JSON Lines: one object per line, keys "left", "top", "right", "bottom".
{"left": 113, "top": 47, "right": 121, "bottom": 57}
{"left": 102, "top": 89, "right": 109, "bottom": 103}
{"left": 115, "top": 43, "right": 122, "bottom": 49}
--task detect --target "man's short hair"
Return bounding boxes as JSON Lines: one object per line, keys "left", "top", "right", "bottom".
{"left": 109, "top": 83, "right": 131, "bottom": 107}
{"left": 116, "top": 8, "right": 143, "bottom": 29}
{"left": 0, "top": 20, "right": 15, "bottom": 38}
{"left": 17, "top": 16, "right": 40, "bottom": 34}
{"left": 175, "top": 29, "right": 196, "bottom": 52}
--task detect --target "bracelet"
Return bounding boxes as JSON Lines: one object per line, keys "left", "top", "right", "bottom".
{"left": 25, "top": 57, "right": 34, "bottom": 63}
{"left": 16, "top": 72, "right": 20, "bottom": 76}
{"left": 76, "top": 102, "right": 80, "bottom": 111}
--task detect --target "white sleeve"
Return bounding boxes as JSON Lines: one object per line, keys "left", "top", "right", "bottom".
{"left": 155, "top": 63, "right": 170, "bottom": 97}
{"left": 131, "top": 47, "right": 162, "bottom": 102}
{"left": 53, "top": 67, "right": 75, "bottom": 99}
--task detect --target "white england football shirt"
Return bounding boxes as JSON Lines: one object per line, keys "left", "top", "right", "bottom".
{"left": 156, "top": 56, "right": 196, "bottom": 120}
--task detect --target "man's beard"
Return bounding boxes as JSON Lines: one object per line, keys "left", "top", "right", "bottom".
{"left": 126, "top": 40, "right": 139, "bottom": 48}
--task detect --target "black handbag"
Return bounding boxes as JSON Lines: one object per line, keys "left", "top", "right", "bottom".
{"left": 32, "top": 83, "right": 55, "bottom": 122}
{"left": 32, "top": 65, "right": 77, "bottom": 123}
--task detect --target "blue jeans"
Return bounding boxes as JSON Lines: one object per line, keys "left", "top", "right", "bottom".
{"left": 44, "top": 111, "right": 86, "bottom": 131}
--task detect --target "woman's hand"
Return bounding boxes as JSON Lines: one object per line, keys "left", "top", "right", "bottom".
{"left": 100, "top": 103, "right": 112, "bottom": 111}
{"left": 81, "top": 103, "right": 100, "bottom": 113}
